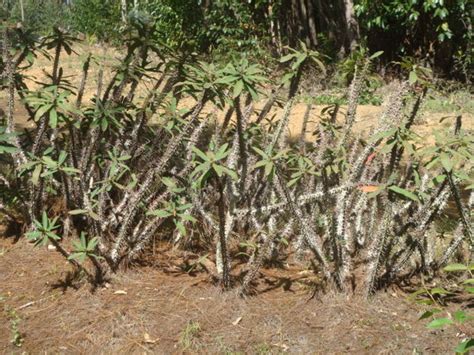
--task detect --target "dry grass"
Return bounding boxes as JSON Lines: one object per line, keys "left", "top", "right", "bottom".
{"left": 0, "top": 236, "right": 465, "bottom": 354}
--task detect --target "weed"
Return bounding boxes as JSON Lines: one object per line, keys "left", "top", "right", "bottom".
{"left": 179, "top": 320, "right": 202, "bottom": 350}
{"left": 413, "top": 263, "right": 474, "bottom": 354}
{"left": 254, "top": 342, "right": 272, "bottom": 354}
{"left": 424, "top": 90, "right": 474, "bottom": 114}
{"left": 214, "top": 336, "right": 242, "bottom": 354}
{"left": 4, "top": 306, "right": 24, "bottom": 347}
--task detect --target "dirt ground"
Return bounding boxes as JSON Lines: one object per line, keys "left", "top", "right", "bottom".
{"left": 3, "top": 94, "right": 473, "bottom": 149}
{"left": 0, "top": 235, "right": 467, "bottom": 354}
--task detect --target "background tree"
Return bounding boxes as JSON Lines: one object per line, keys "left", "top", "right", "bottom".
{"left": 1, "top": 0, "right": 472, "bottom": 78}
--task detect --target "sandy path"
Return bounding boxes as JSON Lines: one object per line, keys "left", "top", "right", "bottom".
{"left": 2, "top": 95, "right": 472, "bottom": 146}
{"left": 1, "top": 43, "right": 472, "bottom": 141}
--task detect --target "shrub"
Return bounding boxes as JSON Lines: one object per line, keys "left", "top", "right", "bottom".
{"left": 3, "top": 0, "right": 68, "bottom": 35}
{"left": 0, "top": 22, "right": 472, "bottom": 297}
{"left": 67, "top": 0, "right": 122, "bottom": 43}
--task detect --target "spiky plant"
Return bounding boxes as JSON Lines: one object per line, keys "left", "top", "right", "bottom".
{"left": 0, "top": 22, "right": 472, "bottom": 299}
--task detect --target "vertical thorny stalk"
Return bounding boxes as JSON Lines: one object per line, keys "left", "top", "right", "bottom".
{"left": 333, "top": 189, "right": 352, "bottom": 291}
{"left": 217, "top": 178, "right": 231, "bottom": 289}
{"left": 365, "top": 206, "right": 392, "bottom": 296}
{"left": 2, "top": 27, "right": 30, "bottom": 225}
{"left": 298, "top": 101, "right": 313, "bottom": 151}
{"left": 338, "top": 60, "right": 368, "bottom": 148}
{"left": 447, "top": 172, "right": 473, "bottom": 246}
{"left": 240, "top": 227, "right": 272, "bottom": 295}
{"left": 437, "top": 191, "right": 473, "bottom": 267}
{"left": 2, "top": 28, "right": 26, "bottom": 167}
{"left": 274, "top": 170, "right": 332, "bottom": 282}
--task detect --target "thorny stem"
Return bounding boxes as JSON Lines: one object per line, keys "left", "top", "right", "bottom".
{"left": 217, "top": 177, "right": 231, "bottom": 289}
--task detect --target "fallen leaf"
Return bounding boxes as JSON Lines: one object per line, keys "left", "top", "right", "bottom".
{"left": 273, "top": 343, "right": 289, "bottom": 351}
{"left": 143, "top": 332, "right": 158, "bottom": 344}
{"left": 358, "top": 185, "right": 380, "bottom": 193}
{"left": 232, "top": 316, "right": 242, "bottom": 326}
{"left": 366, "top": 152, "right": 377, "bottom": 164}
{"left": 114, "top": 290, "right": 127, "bottom": 295}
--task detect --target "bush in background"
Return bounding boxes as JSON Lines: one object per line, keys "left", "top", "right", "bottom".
{"left": 5, "top": 0, "right": 68, "bottom": 34}
{"left": 68, "top": 0, "right": 122, "bottom": 43}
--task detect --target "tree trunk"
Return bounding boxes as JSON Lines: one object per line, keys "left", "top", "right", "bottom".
{"left": 19, "top": 0, "right": 25, "bottom": 22}
{"left": 290, "top": 0, "right": 302, "bottom": 47}
{"left": 298, "top": 0, "right": 311, "bottom": 47}
{"left": 268, "top": 1, "right": 282, "bottom": 54}
{"left": 341, "top": 0, "right": 360, "bottom": 55}
{"left": 121, "top": 0, "right": 127, "bottom": 22}
{"left": 305, "top": 0, "right": 318, "bottom": 47}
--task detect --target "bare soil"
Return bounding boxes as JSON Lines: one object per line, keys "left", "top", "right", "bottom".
{"left": 0, "top": 236, "right": 466, "bottom": 354}
{"left": 3, "top": 95, "right": 473, "bottom": 148}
